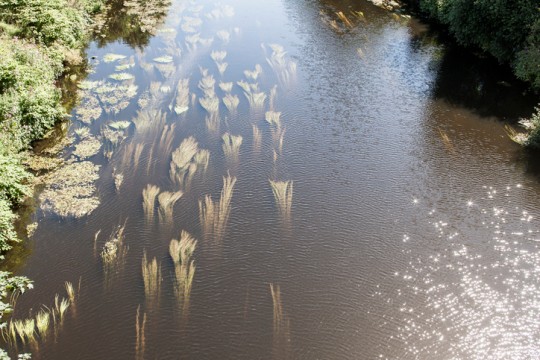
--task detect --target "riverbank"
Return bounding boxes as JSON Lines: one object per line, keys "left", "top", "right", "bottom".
{"left": 0, "top": 0, "right": 104, "bottom": 348}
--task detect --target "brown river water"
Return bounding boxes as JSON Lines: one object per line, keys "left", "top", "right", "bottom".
{"left": 4, "top": 0, "right": 540, "bottom": 359}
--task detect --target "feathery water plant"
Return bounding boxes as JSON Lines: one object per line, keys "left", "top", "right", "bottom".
{"left": 142, "top": 185, "right": 161, "bottom": 221}
{"left": 270, "top": 283, "right": 291, "bottom": 358}
{"left": 141, "top": 252, "right": 162, "bottom": 304}
{"left": 205, "top": 114, "right": 221, "bottom": 133}
{"left": 157, "top": 191, "right": 183, "bottom": 222}
{"left": 266, "top": 111, "right": 285, "bottom": 152}
{"left": 211, "top": 50, "right": 227, "bottom": 62}
{"left": 265, "top": 43, "right": 297, "bottom": 87}
{"left": 222, "top": 133, "right": 243, "bottom": 162}
{"left": 269, "top": 180, "right": 293, "bottom": 219}
{"left": 244, "top": 91, "right": 267, "bottom": 111}
{"left": 269, "top": 85, "right": 277, "bottom": 110}
{"left": 199, "top": 174, "right": 237, "bottom": 241}
{"left": 169, "top": 231, "right": 197, "bottom": 313}
{"left": 101, "top": 222, "right": 128, "bottom": 282}
{"left": 216, "top": 62, "right": 228, "bottom": 75}
{"left": 170, "top": 137, "right": 210, "bottom": 189}
{"left": 35, "top": 310, "right": 50, "bottom": 340}
{"left": 159, "top": 124, "right": 176, "bottom": 154}
{"left": 198, "top": 74, "right": 216, "bottom": 98}
{"left": 175, "top": 78, "right": 190, "bottom": 114}
{"left": 253, "top": 125, "right": 262, "bottom": 150}
{"left": 219, "top": 82, "right": 233, "bottom": 92}
{"left": 216, "top": 30, "right": 230, "bottom": 42}
{"left": 265, "top": 111, "right": 282, "bottom": 128}
{"left": 199, "top": 96, "right": 220, "bottom": 114}
{"left": 135, "top": 305, "right": 146, "bottom": 360}
{"left": 244, "top": 64, "right": 262, "bottom": 80}
{"left": 54, "top": 295, "right": 70, "bottom": 323}
{"left": 223, "top": 93, "right": 239, "bottom": 112}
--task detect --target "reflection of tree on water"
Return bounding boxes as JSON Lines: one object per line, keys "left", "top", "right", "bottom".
{"left": 93, "top": 0, "right": 171, "bottom": 48}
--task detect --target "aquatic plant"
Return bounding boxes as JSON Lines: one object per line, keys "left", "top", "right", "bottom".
{"left": 223, "top": 93, "right": 239, "bottom": 112}
{"left": 211, "top": 50, "right": 227, "bottom": 63}
{"left": 253, "top": 125, "right": 262, "bottom": 150}
{"left": 135, "top": 305, "right": 146, "bottom": 360}
{"left": 39, "top": 161, "right": 100, "bottom": 218}
{"left": 265, "top": 111, "right": 282, "bottom": 128}
{"left": 104, "top": 53, "right": 126, "bottom": 63}
{"left": 199, "top": 74, "right": 216, "bottom": 98}
{"left": 75, "top": 94, "right": 102, "bottom": 124}
{"left": 65, "top": 282, "right": 75, "bottom": 305}
{"left": 170, "top": 137, "right": 210, "bottom": 189}
{"left": 35, "top": 310, "right": 50, "bottom": 340}
{"left": 132, "top": 110, "right": 166, "bottom": 137}
{"left": 269, "top": 180, "right": 293, "bottom": 219}
{"left": 269, "top": 85, "right": 277, "bottom": 110}
{"left": 153, "top": 55, "right": 173, "bottom": 64}
{"left": 244, "top": 64, "right": 263, "bottom": 80}
{"left": 133, "top": 143, "right": 146, "bottom": 171}
{"left": 265, "top": 43, "right": 297, "bottom": 87}
{"left": 237, "top": 80, "right": 258, "bottom": 93}
{"left": 141, "top": 251, "right": 162, "bottom": 303}
{"left": 108, "top": 121, "right": 131, "bottom": 130}
{"left": 169, "top": 231, "right": 197, "bottom": 313}
{"left": 216, "top": 30, "right": 230, "bottom": 43}
{"left": 199, "top": 174, "right": 237, "bottom": 241}
{"left": 270, "top": 283, "right": 290, "bottom": 359}
{"left": 142, "top": 184, "right": 160, "bottom": 221}
{"left": 199, "top": 96, "right": 220, "bottom": 114}
{"left": 266, "top": 111, "right": 285, "bottom": 152}
{"left": 101, "top": 222, "right": 128, "bottom": 282}
{"left": 95, "top": 82, "right": 138, "bottom": 115}
{"left": 175, "top": 78, "right": 190, "bottom": 114}
{"left": 216, "top": 62, "right": 228, "bottom": 76}
{"left": 205, "top": 114, "right": 221, "bottom": 133}
{"left": 219, "top": 82, "right": 233, "bottom": 93}
{"left": 222, "top": 133, "right": 243, "bottom": 162}
{"left": 73, "top": 137, "right": 102, "bottom": 159}
{"left": 159, "top": 124, "right": 176, "bottom": 155}
{"left": 244, "top": 91, "right": 267, "bottom": 111}
{"left": 113, "top": 170, "right": 124, "bottom": 192}
{"left": 54, "top": 295, "right": 69, "bottom": 323}
{"left": 157, "top": 191, "right": 183, "bottom": 222}
{"left": 109, "top": 72, "right": 135, "bottom": 81}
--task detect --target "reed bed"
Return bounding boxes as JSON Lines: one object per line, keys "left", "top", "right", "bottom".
{"left": 157, "top": 191, "right": 183, "bottom": 223}
{"left": 142, "top": 251, "right": 162, "bottom": 304}
{"left": 269, "top": 180, "right": 293, "bottom": 219}
{"left": 169, "top": 231, "right": 197, "bottom": 313}
{"left": 223, "top": 93, "right": 239, "bottom": 112}
{"left": 199, "top": 174, "right": 237, "bottom": 241}
{"left": 219, "top": 82, "right": 233, "bottom": 93}
{"left": 143, "top": 184, "right": 160, "bottom": 221}
{"left": 135, "top": 305, "right": 146, "bottom": 360}
{"left": 222, "top": 133, "right": 243, "bottom": 162}
{"left": 175, "top": 78, "right": 190, "bottom": 114}
{"left": 170, "top": 137, "right": 210, "bottom": 189}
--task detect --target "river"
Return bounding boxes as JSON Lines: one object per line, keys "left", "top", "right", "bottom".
{"left": 4, "top": 0, "right": 540, "bottom": 359}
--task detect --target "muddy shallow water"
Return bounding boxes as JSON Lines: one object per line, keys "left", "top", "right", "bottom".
{"left": 5, "top": 0, "right": 540, "bottom": 359}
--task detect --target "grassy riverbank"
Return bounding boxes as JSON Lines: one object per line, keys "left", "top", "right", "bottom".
{"left": 0, "top": 0, "right": 104, "bottom": 349}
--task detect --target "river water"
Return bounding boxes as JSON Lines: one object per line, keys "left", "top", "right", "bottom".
{"left": 5, "top": 0, "right": 540, "bottom": 359}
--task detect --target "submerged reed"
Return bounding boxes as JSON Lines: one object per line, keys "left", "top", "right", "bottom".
{"left": 223, "top": 93, "right": 239, "bottom": 112}
{"left": 265, "top": 43, "right": 297, "bottom": 87}
{"left": 222, "top": 133, "right": 243, "bottom": 162}
{"left": 101, "top": 222, "right": 128, "bottom": 282}
{"left": 253, "top": 125, "right": 262, "bottom": 150}
{"left": 270, "top": 283, "right": 291, "bottom": 359}
{"left": 142, "top": 251, "right": 162, "bottom": 304}
{"left": 35, "top": 310, "right": 50, "bottom": 341}
{"left": 175, "top": 78, "right": 190, "bottom": 114}
{"left": 219, "top": 82, "right": 233, "bottom": 93}
{"left": 157, "top": 191, "right": 183, "bottom": 222}
{"left": 169, "top": 231, "right": 197, "bottom": 314}
{"left": 199, "top": 96, "right": 220, "bottom": 114}
{"left": 269, "top": 180, "right": 293, "bottom": 219}
{"left": 170, "top": 137, "right": 210, "bottom": 189}
{"left": 244, "top": 91, "right": 267, "bottom": 111}
{"left": 244, "top": 64, "right": 262, "bottom": 80}
{"left": 135, "top": 305, "right": 146, "bottom": 360}
{"left": 142, "top": 184, "right": 161, "bottom": 221}
{"left": 199, "top": 174, "right": 237, "bottom": 241}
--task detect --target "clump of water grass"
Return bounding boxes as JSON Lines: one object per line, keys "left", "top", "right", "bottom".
{"left": 244, "top": 91, "right": 267, "bottom": 112}
{"left": 216, "top": 62, "right": 228, "bottom": 75}
{"left": 199, "top": 96, "right": 219, "bottom": 114}
{"left": 103, "top": 53, "right": 126, "bottom": 63}
{"left": 222, "top": 133, "right": 243, "bottom": 162}
{"left": 270, "top": 283, "right": 291, "bottom": 359}
{"left": 108, "top": 120, "right": 131, "bottom": 130}
{"left": 269, "top": 180, "right": 293, "bottom": 219}
{"left": 244, "top": 64, "right": 262, "bottom": 80}
{"left": 265, "top": 43, "right": 297, "bottom": 87}
{"left": 269, "top": 85, "right": 277, "bottom": 110}
{"left": 253, "top": 125, "right": 262, "bottom": 150}
{"left": 109, "top": 72, "right": 135, "bottom": 81}
{"left": 142, "top": 251, "right": 162, "bottom": 305}
{"left": 35, "top": 310, "right": 50, "bottom": 341}
{"left": 219, "top": 82, "right": 233, "bottom": 93}
{"left": 205, "top": 114, "right": 221, "bottom": 133}
{"left": 223, "top": 93, "right": 239, "bottom": 112}
{"left": 54, "top": 295, "right": 70, "bottom": 324}
{"left": 153, "top": 55, "right": 173, "bottom": 64}
{"left": 135, "top": 305, "right": 146, "bottom": 360}
{"left": 132, "top": 109, "right": 166, "bottom": 137}
{"left": 169, "top": 231, "right": 197, "bottom": 314}
{"left": 266, "top": 111, "right": 286, "bottom": 153}
{"left": 216, "top": 29, "right": 230, "bottom": 43}
{"left": 159, "top": 124, "right": 176, "bottom": 154}
{"left": 142, "top": 184, "right": 160, "bottom": 221}
{"left": 211, "top": 50, "right": 227, "bottom": 63}
{"left": 101, "top": 222, "right": 128, "bottom": 283}
{"left": 199, "top": 174, "right": 237, "bottom": 241}
{"left": 73, "top": 137, "right": 102, "bottom": 159}
{"left": 113, "top": 169, "right": 124, "bottom": 191}
{"left": 175, "top": 78, "right": 190, "bottom": 115}
{"left": 198, "top": 73, "right": 216, "bottom": 98}
{"left": 157, "top": 191, "right": 183, "bottom": 223}
{"left": 170, "top": 137, "right": 210, "bottom": 190}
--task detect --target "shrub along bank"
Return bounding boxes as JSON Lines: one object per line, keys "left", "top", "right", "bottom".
{"left": 407, "top": 0, "right": 540, "bottom": 147}
{"left": 0, "top": 0, "right": 103, "bottom": 350}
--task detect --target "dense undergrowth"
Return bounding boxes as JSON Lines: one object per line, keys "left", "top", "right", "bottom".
{"left": 409, "top": 0, "right": 540, "bottom": 147}
{"left": 0, "top": 0, "right": 104, "bottom": 354}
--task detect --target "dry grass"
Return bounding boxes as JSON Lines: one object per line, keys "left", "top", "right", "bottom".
{"left": 266, "top": 111, "right": 285, "bottom": 152}
{"left": 222, "top": 133, "right": 243, "bottom": 162}
{"left": 157, "top": 191, "right": 183, "bottom": 222}
{"left": 143, "top": 184, "right": 161, "bottom": 221}
{"left": 269, "top": 180, "right": 293, "bottom": 219}
{"left": 199, "top": 174, "right": 237, "bottom": 241}
{"left": 142, "top": 251, "right": 162, "bottom": 304}
{"left": 135, "top": 305, "right": 146, "bottom": 360}
{"left": 169, "top": 231, "right": 197, "bottom": 313}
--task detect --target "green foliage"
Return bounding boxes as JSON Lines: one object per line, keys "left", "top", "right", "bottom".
{"left": 418, "top": 0, "right": 540, "bottom": 90}
{"left": 524, "top": 106, "right": 540, "bottom": 149}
